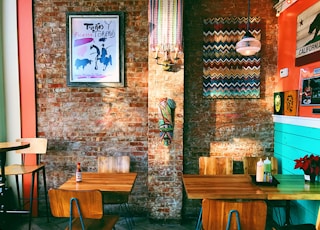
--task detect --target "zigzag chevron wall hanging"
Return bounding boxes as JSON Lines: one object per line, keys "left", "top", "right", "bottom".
{"left": 203, "top": 17, "right": 261, "bottom": 99}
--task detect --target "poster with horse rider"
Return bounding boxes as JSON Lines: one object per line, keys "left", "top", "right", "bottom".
{"left": 67, "top": 12, "right": 124, "bottom": 87}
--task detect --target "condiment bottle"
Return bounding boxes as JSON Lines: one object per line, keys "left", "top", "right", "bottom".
{"left": 256, "top": 158, "right": 264, "bottom": 182}
{"left": 264, "top": 157, "right": 271, "bottom": 182}
{"left": 76, "top": 162, "right": 82, "bottom": 182}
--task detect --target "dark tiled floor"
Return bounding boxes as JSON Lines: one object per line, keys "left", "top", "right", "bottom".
{"left": 2, "top": 214, "right": 278, "bottom": 230}
{"left": 2, "top": 215, "right": 197, "bottom": 230}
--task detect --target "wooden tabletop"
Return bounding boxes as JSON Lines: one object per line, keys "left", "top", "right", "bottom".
{"left": 260, "top": 174, "right": 320, "bottom": 200}
{"left": 59, "top": 172, "right": 137, "bottom": 193}
{"left": 0, "top": 142, "right": 30, "bottom": 153}
{"left": 183, "top": 174, "right": 320, "bottom": 201}
{"left": 182, "top": 174, "right": 266, "bottom": 199}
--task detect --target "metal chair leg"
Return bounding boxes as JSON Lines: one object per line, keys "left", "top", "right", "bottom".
{"left": 120, "top": 203, "right": 132, "bottom": 230}
{"left": 195, "top": 207, "right": 202, "bottom": 230}
{"left": 29, "top": 172, "right": 36, "bottom": 230}
{"left": 15, "top": 175, "right": 21, "bottom": 209}
{"left": 42, "top": 168, "right": 49, "bottom": 222}
{"left": 226, "top": 209, "right": 241, "bottom": 230}
{"left": 125, "top": 203, "right": 135, "bottom": 227}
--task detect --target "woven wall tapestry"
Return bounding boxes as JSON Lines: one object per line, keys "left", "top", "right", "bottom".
{"left": 149, "top": 0, "right": 183, "bottom": 52}
{"left": 203, "top": 17, "right": 261, "bottom": 99}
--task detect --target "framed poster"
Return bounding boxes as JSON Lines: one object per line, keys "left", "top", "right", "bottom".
{"left": 295, "top": 1, "right": 320, "bottom": 66}
{"left": 274, "top": 92, "right": 284, "bottom": 115}
{"left": 284, "top": 90, "right": 298, "bottom": 116}
{"left": 301, "top": 75, "right": 320, "bottom": 106}
{"left": 66, "top": 12, "right": 125, "bottom": 87}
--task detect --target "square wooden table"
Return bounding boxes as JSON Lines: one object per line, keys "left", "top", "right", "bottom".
{"left": 59, "top": 172, "right": 137, "bottom": 193}
{"left": 183, "top": 174, "right": 320, "bottom": 228}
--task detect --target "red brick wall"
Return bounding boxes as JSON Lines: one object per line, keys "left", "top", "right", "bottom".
{"left": 148, "top": 51, "right": 184, "bottom": 220}
{"left": 33, "top": 0, "right": 149, "bottom": 214}
{"left": 32, "top": 0, "right": 277, "bottom": 220}
{"left": 183, "top": 0, "right": 278, "bottom": 218}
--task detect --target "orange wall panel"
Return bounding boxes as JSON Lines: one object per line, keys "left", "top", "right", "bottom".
{"left": 17, "top": 0, "right": 37, "bottom": 215}
{"left": 277, "top": 0, "right": 320, "bottom": 117}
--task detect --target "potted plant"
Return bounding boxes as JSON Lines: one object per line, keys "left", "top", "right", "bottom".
{"left": 294, "top": 154, "right": 320, "bottom": 182}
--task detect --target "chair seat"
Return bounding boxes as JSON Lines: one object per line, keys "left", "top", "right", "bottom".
{"left": 66, "top": 215, "right": 119, "bottom": 230}
{"left": 4, "top": 164, "right": 45, "bottom": 175}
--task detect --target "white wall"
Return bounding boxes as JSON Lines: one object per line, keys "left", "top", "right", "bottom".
{"left": 2, "top": 0, "right": 22, "bottom": 193}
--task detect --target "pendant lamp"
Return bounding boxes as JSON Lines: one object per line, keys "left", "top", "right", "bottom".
{"left": 236, "top": 0, "right": 261, "bottom": 56}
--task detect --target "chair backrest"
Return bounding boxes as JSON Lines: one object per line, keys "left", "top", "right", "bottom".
{"left": 15, "top": 138, "right": 47, "bottom": 154}
{"left": 48, "top": 189, "right": 103, "bottom": 219}
{"left": 202, "top": 199, "right": 267, "bottom": 230}
{"left": 199, "top": 156, "right": 233, "bottom": 175}
{"left": 98, "top": 155, "right": 130, "bottom": 173}
{"left": 243, "top": 156, "right": 278, "bottom": 175}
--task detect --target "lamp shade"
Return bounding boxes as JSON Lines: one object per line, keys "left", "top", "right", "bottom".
{"left": 236, "top": 31, "right": 261, "bottom": 56}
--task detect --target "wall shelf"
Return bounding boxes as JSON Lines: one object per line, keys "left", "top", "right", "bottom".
{"left": 273, "top": 115, "right": 320, "bottom": 129}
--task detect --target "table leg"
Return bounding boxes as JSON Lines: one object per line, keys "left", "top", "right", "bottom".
{"left": 285, "top": 200, "right": 290, "bottom": 225}
{"left": 0, "top": 153, "right": 7, "bottom": 225}
{"left": 0, "top": 152, "right": 6, "bottom": 184}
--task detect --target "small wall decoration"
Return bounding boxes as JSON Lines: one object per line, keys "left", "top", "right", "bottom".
{"left": 301, "top": 76, "right": 320, "bottom": 106}
{"left": 203, "top": 17, "right": 261, "bottom": 99}
{"left": 284, "top": 90, "right": 298, "bottom": 116}
{"left": 274, "top": 92, "right": 284, "bottom": 115}
{"left": 295, "top": 1, "right": 320, "bottom": 66}
{"left": 158, "top": 98, "right": 176, "bottom": 146}
{"left": 66, "top": 12, "right": 124, "bottom": 87}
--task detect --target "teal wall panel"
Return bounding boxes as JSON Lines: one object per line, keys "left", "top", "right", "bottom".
{"left": 274, "top": 121, "right": 320, "bottom": 225}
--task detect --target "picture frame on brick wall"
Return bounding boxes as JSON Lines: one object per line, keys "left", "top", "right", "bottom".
{"left": 295, "top": 1, "right": 320, "bottom": 66}
{"left": 66, "top": 12, "right": 125, "bottom": 87}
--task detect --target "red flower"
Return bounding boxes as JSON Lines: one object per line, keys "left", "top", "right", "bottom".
{"left": 294, "top": 154, "right": 320, "bottom": 175}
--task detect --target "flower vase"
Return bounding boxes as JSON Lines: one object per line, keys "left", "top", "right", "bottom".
{"left": 304, "top": 174, "right": 316, "bottom": 183}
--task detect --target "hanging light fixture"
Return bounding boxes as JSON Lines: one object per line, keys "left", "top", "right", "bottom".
{"left": 236, "top": 0, "right": 261, "bottom": 56}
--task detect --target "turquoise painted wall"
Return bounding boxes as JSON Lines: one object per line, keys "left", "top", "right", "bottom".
{"left": 274, "top": 121, "right": 320, "bottom": 225}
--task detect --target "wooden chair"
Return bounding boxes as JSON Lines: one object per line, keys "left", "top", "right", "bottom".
{"left": 3, "top": 138, "right": 49, "bottom": 230}
{"left": 48, "top": 189, "right": 119, "bottom": 230}
{"left": 98, "top": 155, "right": 134, "bottom": 229}
{"left": 243, "top": 156, "right": 278, "bottom": 175}
{"left": 243, "top": 156, "right": 288, "bottom": 226}
{"left": 199, "top": 156, "right": 233, "bottom": 176}
{"left": 202, "top": 199, "right": 267, "bottom": 230}
{"left": 196, "top": 156, "right": 233, "bottom": 230}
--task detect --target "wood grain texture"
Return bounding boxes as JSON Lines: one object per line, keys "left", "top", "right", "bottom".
{"left": 183, "top": 174, "right": 320, "bottom": 200}
{"left": 0, "top": 142, "right": 30, "bottom": 153}
{"left": 49, "top": 189, "right": 119, "bottom": 230}
{"left": 183, "top": 174, "right": 266, "bottom": 200}
{"left": 59, "top": 172, "right": 137, "bottom": 193}
{"left": 199, "top": 156, "right": 233, "bottom": 175}
{"left": 243, "top": 156, "right": 278, "bottom": 175}
{"left": 202, "top": 199, "right": 267, "bottom": 230}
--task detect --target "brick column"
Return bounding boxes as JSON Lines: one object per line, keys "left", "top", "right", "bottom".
{"left": 148, "top": 51, "right": 184, "bottom": 221}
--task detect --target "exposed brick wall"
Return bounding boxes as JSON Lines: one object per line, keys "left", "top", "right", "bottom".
{"left": 32, "top": 0, "right": 277, "bottom": 221}
{"left": 33, "top": 0, "right": 149, "bottom": 214}
{"left": 148, "top": 54, "right": 184, "bottom": 220}
{"left": 183, "top": 0, "right": 278, "bottom": 218}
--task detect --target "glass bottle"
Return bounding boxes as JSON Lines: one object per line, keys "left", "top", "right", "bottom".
{"left": 76, "top": 162, "right": 82, "bottom": 182}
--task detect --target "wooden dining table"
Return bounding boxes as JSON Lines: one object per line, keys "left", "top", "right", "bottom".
{"left": 183, "top": 174, "right": 320, "bottom": 200}
{"left": 183, "top": 174, "right": 320, "bottom": 228}
{"left": 0, "top": 141, "right": 30, "bottom": 184}
{"left": 59, "top": 172, "right": 137, "bottom": 193}
{"left": 0, "top": 141, "right": 30, "bottom": 225}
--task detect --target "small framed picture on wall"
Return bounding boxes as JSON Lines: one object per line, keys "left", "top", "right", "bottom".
{"left": 66, "top": 12, "right": 125, "bottom": 87}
